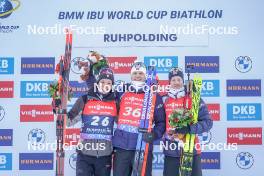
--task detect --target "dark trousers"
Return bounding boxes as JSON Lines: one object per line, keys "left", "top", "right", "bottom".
{"left": 163, "top": 155, "right": 202, "bottom": 176}
{"left": 113, "top": 148, "right": 153, "bottom": 176}
{"left": 76, "top": 152, "right": 112, "bottom": 176}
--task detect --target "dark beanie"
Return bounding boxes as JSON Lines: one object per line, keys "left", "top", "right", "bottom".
{"left": 97, "top": 68, "right": 114, "bottom": 83}
{"left": 169, "top": 67, "right": 184, "bottom": 82}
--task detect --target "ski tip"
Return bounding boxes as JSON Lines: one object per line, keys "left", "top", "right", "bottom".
{"left": 193, "top": 74, "right": 202, "bottom": 81}
{"left": 65, "top": 28, "right": 72, "bottom": 35}
{"left": 65, "top": 28, "right": 72, "bottom": 43}
{"left": 65, "top": 28, "right": 69, "bottom": 34}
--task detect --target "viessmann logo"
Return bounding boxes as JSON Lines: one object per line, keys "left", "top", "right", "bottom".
{"left": 227, "top": 127, "right": 262, "bottom": 145}
{"left": 65, "top": 128, "right": 80, "bottom": 146}
{"left": 20, "top": 105, "right": 54, "bottom": 122}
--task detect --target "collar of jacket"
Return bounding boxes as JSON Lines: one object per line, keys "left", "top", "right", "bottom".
{"left": 126, "top": 83, "right": 145, "bottom": 94}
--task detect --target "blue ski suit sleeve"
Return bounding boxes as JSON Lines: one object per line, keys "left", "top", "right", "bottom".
{"left": 85, "top": 75, "right": 96, "bottom": 89}
{"left": 153, "top": 94, "right": 166, "bottom": 140}
{"left": 67, "top": 95, "right": 86, "bottom": 120}
{"left": 176, "top": 98, "right": 213, "bottom": 134}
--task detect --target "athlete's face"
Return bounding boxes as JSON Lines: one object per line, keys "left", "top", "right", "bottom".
{"left": 98, "top": 79, "right": 113, "bottom": 94}
{"left": 170, "top": 76, "right": 184, "bottom": 89}
{"left": 131, "top": 71, "right": 146, "bottom": 82}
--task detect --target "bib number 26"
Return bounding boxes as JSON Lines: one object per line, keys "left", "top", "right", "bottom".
{"left": 90, "top": 116, "right": 110, "bottom": 126}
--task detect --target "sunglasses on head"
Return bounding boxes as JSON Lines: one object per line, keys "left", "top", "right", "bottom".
{"left": 169, "top": 67, "right": 183, "bottom": 73}
{"left": 132, "top": 62, "right": 146, "bottom": 69}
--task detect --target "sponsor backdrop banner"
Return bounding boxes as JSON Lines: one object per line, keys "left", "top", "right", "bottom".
{"left": 0, "top": 0, "right": 263, "bottom": 175}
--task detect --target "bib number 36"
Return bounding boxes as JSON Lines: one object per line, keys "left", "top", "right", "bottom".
{"left": 122, "top": 107, "right": 141, "bottom": 118}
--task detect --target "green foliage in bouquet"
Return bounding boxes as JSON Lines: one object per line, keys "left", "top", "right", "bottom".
{"left": 48, "top": 80, "right": 73, "bottom": 101}
{"left": 92, "top": 59, "right": 108, "bottom": 78}
{"left": 169, "top": 108, "right": 192, "bottom": 129}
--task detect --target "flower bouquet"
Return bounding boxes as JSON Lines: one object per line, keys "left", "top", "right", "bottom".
{"left": 48, "top": 79, "right": 73, "bottom": 114}
{"left": 168, "top": 108, "right": 192, "bottom": 140}
{"left": 48, "top": 80, "right": 73, "bottom": 101}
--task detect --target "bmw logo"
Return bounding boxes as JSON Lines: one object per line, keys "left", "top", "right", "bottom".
{"left": 235, "top": 56, "right": 252, "bottom": 73}
{"left": 71, "top": 57, "right": 90, "bottom": 74}
{"left": 69, "top": 153, "right": 77, "bottom": 170}
{"left": 0, "top": 106, "right": 5, "bottom": 122}
{"left": 198, "top": 131, "right": 212, "bottom": 145}
{"left": 236, "top": 152, "right": 254, "bottom": 169}
{"left": 28, "top": 128, "right": 46, "bottom": 146}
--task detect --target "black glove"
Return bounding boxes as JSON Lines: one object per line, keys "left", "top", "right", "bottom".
{"left": 52, "top": 99, "right": 61, "bottom": 114}
{"left": 142, "top": 132, "right": 156, "bottom": 143}
{"left": 175, "top": 126, "right": 190, "bottom": 134}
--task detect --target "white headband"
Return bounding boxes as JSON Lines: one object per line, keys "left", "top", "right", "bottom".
{"left": 131, "top": 64, "right": 146, "bottom": 75}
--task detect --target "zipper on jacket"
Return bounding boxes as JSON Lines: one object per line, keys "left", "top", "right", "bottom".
{"left": 96, "top": 139, "right": 99, "bottom": 158}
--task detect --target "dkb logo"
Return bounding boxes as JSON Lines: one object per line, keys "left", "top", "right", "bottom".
{"left": 144, "top": 56, "right": 178, "bottom": 73}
